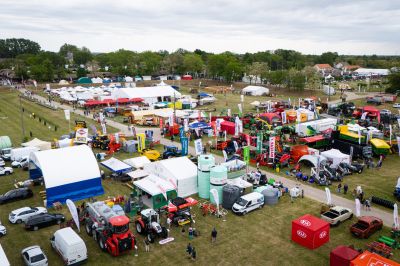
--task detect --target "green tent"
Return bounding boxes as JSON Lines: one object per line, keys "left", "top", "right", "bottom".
{"left": 77, "top": 77, "right": 92, "bottom": 84}
{"left": 0, "top": 136, "right": 12, "bottom": 150}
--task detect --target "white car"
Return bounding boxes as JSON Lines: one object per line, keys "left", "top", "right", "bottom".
{"left": 0, "top": 221, "right": 6, "bottom": 237}
{"left": 0, "top": 158, "right": 4, "bottom": 167}
{"left": 0, "top": 167, "right": 12, "bottom": 176}
{"left": 21, "top": 246, "right": 48, "bottom": 266}
{"left": 393, "top": 103, "right": 400, "bottom": 108}
{"left": 11, "top": 156, "right": 29, "bottom": 168}
{"left": 9, "top": 207, "right": 47, "bottom": 224}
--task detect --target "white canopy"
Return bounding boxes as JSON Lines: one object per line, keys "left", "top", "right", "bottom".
{"left": 123, "top": 156, "right": 151, "bottom": 169}
{"left": 100, "top": 157, "right": 132, "bottom": 173}
{"left": 242, "top": 86, "right": 269, "bottom": 96}
{"left": 134, "top": 174, "right": 175, "bottom": 196}
{"left": 226, "top": 177, "right": 253, "bottom": 189}
{"left": 112, "top": 86, "right": 181, "bottom": 104}
{"left": 22, "top": 138, "right": 51, "bottom": 150}
{"left": 298, "top": 155, "right": 327, "bottom": 168}
{"left": 354, "top": 68, "right": 389, "bottom": 76}
{"left": 321, "top": 149, "right": 350, "bottom": 168}
{"left": 127, "top": 169, "right": 149, "bottom": 180}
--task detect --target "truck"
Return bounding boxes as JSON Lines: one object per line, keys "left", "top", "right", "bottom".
{"left": 134, "top": 209, "right": 168, "bottom": 243}
{"left": 83, "top": 201, "right": 135, "bottom": 256}
{"left": 0, "top": 148, "right": 12, "bottom": 161}
{"left": 320, "top": 206, "right": 353, "bottom": 226}
{"left": 350, "top": 216, "right": 383, "bottom": 239}
{"left": 10, "top": 147, "right": 39, "bottom": 162}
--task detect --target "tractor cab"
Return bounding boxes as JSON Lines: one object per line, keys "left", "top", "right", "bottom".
{"left": 140, "top": 209, "right": 162, "bottom": 233}
{"left": 74, "top": 120, "right": 87, "bottom": 131}
{"left": 163, "top": 145, "right": 181, "bottom": 159}
{"left": 108, "top": 216, "right": 130, "bottom": 234}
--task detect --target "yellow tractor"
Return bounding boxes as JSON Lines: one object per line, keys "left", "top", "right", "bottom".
{"left": 141, "top": 149, "right": 161, "bottom": 161}
{"left": 74, "top": 120, "right": 87, "bottom": 131}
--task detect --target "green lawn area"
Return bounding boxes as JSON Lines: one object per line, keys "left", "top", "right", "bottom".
{"left": 350, "top": 98, "right": 400, "bottom": 114}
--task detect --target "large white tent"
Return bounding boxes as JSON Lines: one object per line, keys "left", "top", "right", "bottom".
{"left": 29, "top": 145, "right": 104, "bottom": 207}
{"left": 144, "top": 157, "right": 198, "bottom": 197}
{"left": 321, "top": 149, "right": 350, "bottom": 168}
{"left": 100, "top": 157, "right": 132, "bottom": 173}
{"left": 112, "top": 86, "right": 181, "bottom": 104}
{"left": 22, "top": 138, "right": 51, "bottom": 150}
{"left": 354, "top": 68, "right": 390, "bottom": 76}
{"left": 242, "top": 86, "right": 269, "bottom": 96}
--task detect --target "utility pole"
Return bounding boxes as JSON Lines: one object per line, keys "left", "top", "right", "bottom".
{"left": 19, "top": 95, "right": 26, "bottom": 138}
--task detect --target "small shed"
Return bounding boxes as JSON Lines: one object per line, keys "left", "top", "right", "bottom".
{"left": 330, "top": 245, "right": 360, "bottom": 266}
{"left": 21, "top": 138, "right": 52, "bottom": 151}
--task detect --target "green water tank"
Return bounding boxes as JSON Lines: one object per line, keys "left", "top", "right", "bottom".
{"left": 0, "top": 136, "right": 12, "bottom": 150}
{"left": 197, "top": 154, "right": 215, "bottom": 199}
{"left": 210, "top": 165, "right": 228, "bottom": 205}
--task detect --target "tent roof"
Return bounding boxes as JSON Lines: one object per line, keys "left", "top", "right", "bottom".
{"left": 152, "top": 157, "right": 197, "bottom": 181}
{"left": 133, "top": 175, "right": 175, "bottom": 196}
{"left": 242, "top": 86, "right": 269, "bottom": 92}
{"left": 300, "top": 135, "right": 325, "bottom": 143}
{"left": 350, "top": 251, "right": 399, "bottom": 266}
{"left": 292, "top": 214, "right": 329, "bottom": 231}
{"left": 123, "top": 156, "right": 151, "bottom": 169}
{"left": 127, "top": 169, "right": 149, "bottom": 180}
{"left": 321, "top": 149, "right": 349, "bottom": 159}
{"left": 22, "top": 138, "right": 51, "bottom": 150}
{"left": 100, "top": 157, "right": 132, "bottom": 173}
{"left": 113, "top": 86, "right": 181, "bottom": 99}
{"left": 30, "top": 145, "right": 100, "bottom": 188}
{"left": 299, "top": 155, "right": 326, "bottom": 167}
{"left": 330, "top": 245, "right": 360, "bottom": 261}
{"left": 226, "top": 177, "right": 253, "bottom": 188}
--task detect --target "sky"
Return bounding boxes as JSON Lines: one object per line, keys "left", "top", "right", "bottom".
{"left": 1, "top": 0, "right": 400, "bottom": 55}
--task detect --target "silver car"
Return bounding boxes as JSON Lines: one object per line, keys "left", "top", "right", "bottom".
{"left": 21, "top": 246, "right": 48, "bottom": 266}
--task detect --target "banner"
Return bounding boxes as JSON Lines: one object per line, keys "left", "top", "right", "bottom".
{"left": 234, "top": 117, "right": 239, "bottom": 136}
{"left": 239, "top": 120, "right": 243, "bottom": 134}
{"left": 355, "top": 199, "right": 361, "bottom": 217}
{"left": 179, "top": 126, "right": 184, "bottom": 139}
{"left": 238, "top": 103, "right": 242, "bottom": 117}
{"left": 256, "top": 132, "right": 263, "bottom": 154}
{"left": 184, "top": 119, "right": 189, "bottom": 132}
{"left": 233, "top": 141, "right": 238, "bottom": 151}
{"left": 243, "top": 146, "right": 250, "bottom": 164}
{"left": 99, "top": 112, "right": 104, "bottom": 122}
{"left": 137, "top": 133, "right": 145, "bottom": 152}
{"left": 389, "top": 125, "right": 392, "bottom": 144}
{"left": 240, "top": 94, "right": 244, "bottom": 103}
{"left": 394, "top": 203, "right": 399, "bottom": 230}
{"left": 64, "top": 110, "right": 70, "bottom": 120}
{"left": 269, "top": 136, "right": 275, "bottom": 159}
{"left": 227, "top": 109, "right": 231, "bottom": 117}
{"left": 216, "top": 119, "right": 222, "bottom": 131}
{"left": 397, "top": 136, "right": 400, "bottom": 156}
{"left": 115, "top": 133, "right": 119, "bottom": 144}
{"left": 210, "top": 188, "right": 220, "bottom": 213}
{"left": 224, "top": 131, "right": 227, "bottom": 142}
{"left": 75, "top": 128, "right": 88, "bottom": 144}
{"left": 194, "top": 139, "right": 203, "bottom": 155}
{"left": 101, "top": 123, "right": 107, "bottom": 135}
{"left": 222, "top": 150, "right": 228, "bottom": 162}
{"left": 180, "top": 137, "right": 188, "bottom": 156}
{"left": 325, "top": 188, "right": 332, "bottom": 206}
{"left": 66, "top": 199, "right": 80, "bottom": 232}
{"left": 281, "top": 111, "right": 287, "bottom": 124}
{"left": 209, "top": 112, "right": 212, "bottom": 122}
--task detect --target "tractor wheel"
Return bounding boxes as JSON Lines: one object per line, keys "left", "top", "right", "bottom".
{"left": 242, "top": 211, "right": 247, "bottom": 216}
{"left": 135, "top": 221, "right": 143, "bottom": 235}
{"left": 161, "top": 227, "right": 168, "bottom": 239}
{"left": 98, "top": 236, "right": 107, "bottom": 252}
{"left": 5, "top": 171, "right": 10, "bottom": 175}
{"left": 358, "top": 169, "right": 363, "bottom": 174}
{"left": 85, "top": 222, "right": 93, "bottom": 236}
{"left": 147, "top": 233, "right": 155, "bottom": 243}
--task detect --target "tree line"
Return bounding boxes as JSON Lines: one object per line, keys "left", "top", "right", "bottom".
{"left": 1, "top": 38, "right": 400, "bottom": 92}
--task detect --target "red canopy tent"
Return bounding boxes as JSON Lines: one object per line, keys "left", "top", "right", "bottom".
{"left": 84, "top": 100, "right": 102, "bottom": 107}
{"left": 291, "top": 214, "right": 330, "bottom": 249}
{"left": 220, "top": 121, "right": 235, "bottom": 135}
{"left": 350, "top": 251, "right": 400, "bottom": 266}
{"left": 330, "top": 245, "right": 360, "bottom": 266}
{"left": 129, "top": 98, "right": 144, "bottom": 103}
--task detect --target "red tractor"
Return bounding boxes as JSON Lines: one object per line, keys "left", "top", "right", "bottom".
{"left": 134, "top": 209, "right": 168, "bottom": 243}
{"left": 164, "top": 197, "right": 198, "bottom": 226}
{"left": 83, "top": 201, "right": 135, "bottom": 256}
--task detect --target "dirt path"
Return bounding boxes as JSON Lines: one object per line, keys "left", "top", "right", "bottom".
{"left": 24, "top": 89, "right": 395, "bottom": 226}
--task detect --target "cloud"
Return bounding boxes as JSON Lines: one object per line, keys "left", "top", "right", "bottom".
{"left": 0, "top": 0, "right": 399, "bottom": 54}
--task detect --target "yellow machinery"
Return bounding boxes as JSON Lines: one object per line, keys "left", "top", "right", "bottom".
{"left": 74, "top": 120, "right": 87, "bottom": 131}
{"left": 141, "top": 149, "right": 161, "bottom": 161}
{"left": 255, "top": 117, "right": 273, "bottom": 130}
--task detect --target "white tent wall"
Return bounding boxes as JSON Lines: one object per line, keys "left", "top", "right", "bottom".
{"left": 296, "top": 118, "right": 337, "bottom": 136}
{"left": 112, "top": 86, "right": 181, "bottom": 105}
{"left": 321, "top": 149, "right": 350, "bottom": 168}
{"left": 242, "top": 86, "right": 269, "bottom": 96}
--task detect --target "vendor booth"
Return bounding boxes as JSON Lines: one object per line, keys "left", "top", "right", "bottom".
{"left": 321, "top": 149, "right": 350, "bottom": 168}
{"left": 100, "top": 157, "right": 132, "bottom": 174}
{"left": 291, "top": 214, "right": 330, "bottom": 249}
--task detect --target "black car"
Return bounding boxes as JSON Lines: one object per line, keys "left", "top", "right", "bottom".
{"left": 25, "top": 213, "right": 65, "bottom": 231}
{"left": 0, "top": 188, "right": 33, "bottom": 204}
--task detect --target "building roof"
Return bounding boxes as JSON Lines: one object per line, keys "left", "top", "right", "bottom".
{"left": 314, "top": 64, "right": 332, "bottom": 69}
{"left": 133, "top": 174, "right": 175, "bottom": 196}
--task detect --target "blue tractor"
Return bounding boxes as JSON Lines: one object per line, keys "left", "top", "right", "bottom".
{"left": 162, "top": 145, "right": 182, "bottom": 159}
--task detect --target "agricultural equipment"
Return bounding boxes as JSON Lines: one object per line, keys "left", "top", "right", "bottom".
{"left": 199, "top": 201, "right": 228, "bottom": 218}
{"left": 394, "top": 187, "right": 400, "bottom": 201}
{"left": 371, "top": 196, "right": 395, "bottom": 209}
{"left": 134, "top": 209, "right": 168, "bottom": 243}
{"left": 74, "top": 120, "right": 87, "bottom": 131}
{"left": 83, "top": 201, "right": 135, "bottom": 256}
{"left": 141, "top": 149, "right": 161, "bottom": 161}
{"left": 162, "top": 145, "right": 181, "bottom": 159}
{"left": 92, "top": 135, "right": 110, "bottom": 150}
{"left": 321, "top": 162, "right": 343, "bottom": 181}
{"left": 378, "top": 236, "right": 400, "bottom": 249}
{"left": 339, "top": 162, "right": 364, "bottom": 174}
{"left": 366, "top": 242, "right": 393, "bottom": 258}
{"left": 164, "top": 197, "right": 198, "bottom": 226}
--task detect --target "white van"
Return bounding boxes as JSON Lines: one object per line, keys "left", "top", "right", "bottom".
{"left": 50, "top": 227, "right": 87, "bottom": 265}
{"left": 232, "top": 192, "right": 264, "bottom": 215}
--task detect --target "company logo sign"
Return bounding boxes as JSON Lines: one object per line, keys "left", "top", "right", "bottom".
{"left": 297, "top": 230, "right": 307, "bottom": 238}
{"left": 300, "top": 219, "right": 311, "bottom": 227}
{"left": 319, "top": 231, "right": 327, "bottom": 239}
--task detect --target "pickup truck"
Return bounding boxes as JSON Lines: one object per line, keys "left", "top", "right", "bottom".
{"left": 320, "top": 206, "right": 353, "bottom": 226}
{"left": 350, "top": 216, "right": 383, "bottom": 239}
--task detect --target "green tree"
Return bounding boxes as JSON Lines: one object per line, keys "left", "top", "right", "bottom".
{"left": 0, "top": 38, "right": 41, "bottom": 58}
{"left": 76, "top": 67, "right": 87, "bottom": 78}
{"left": 318, "top": 52, "right": 338, "bottom": 66}
{"left": 163, "top": 52, "right": 184, "bottom": 74}
{"left": 58, "top": 43, "right": 79, "bottom": 57}
{"left": 247, "top": 62, "right": 269, "bottom": 84}
{"left": 386, "top": 72, "right": 400, "bottom": 94}
{"left": 138, "top": 51, "right": 162, "bottom": 75}
{"left": 74, "top": 47, "right": 93, "bottom": 65}
{"left": 183, "top": 54, "right": 204, "bottom": 75}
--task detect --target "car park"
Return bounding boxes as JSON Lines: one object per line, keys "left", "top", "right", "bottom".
{"left": 0, "top": 188, "right": 33, "bottom": 204}
{"left": 9, "top": 207, "right": 47, "bottom": 224}
{"left": 21, "top": 245, "right": 48, "bottom": 266}
{"left": 0, "top": 167, "right": 13, "bottom": 176}
{"left": 25, "top": 213, "right": 65, "bottom": 231}
{"left": 0, "top": 221, "right": 6, "bottom": 237}
{"left": 11, "top": 156, "right": 29, "bottom": 168}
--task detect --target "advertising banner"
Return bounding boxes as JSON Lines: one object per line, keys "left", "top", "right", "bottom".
{"left": 269, "top": 136, "right": 276, "bottom": 159}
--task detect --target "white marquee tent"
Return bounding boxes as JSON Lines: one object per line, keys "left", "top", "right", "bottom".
{"left": 22, "top": 138, "right": 51, "bottom": 151}
{"left": 100, "top": 157, "right": 132, "bottom": 173}
{"left": 123, "top": 156, "right": 151, "bottom": 169}
{"left": 112, "top": 86, "right": 181, "bottom": 104}
{"left": 321, "top": 149, "right": 350, "bottom": 168}
{"left": 242, "top": 86, "right": 269, "bottom": 96}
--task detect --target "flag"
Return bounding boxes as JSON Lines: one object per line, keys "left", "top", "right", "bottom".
{"left": 243, "top": 146, "right": 250, "bottom": 164}
{"left": 256, "top": 132, "right": 263, "bottom": 154}
{"left": 389, "top": 125, "right": 392, "bottom": 144}
{"left": 180, "top": 137, "right": 188, "bottom": 156}
{"left": 101, "top": 123, "right": 107, "bottom": 135}
{"left": 394, "top": 203, "right": 399, "bottom": 230}
{"left": 159, "top": 118, "right": 163, "bottom": 130}
{"left": 325, "top": 188, "right": 332, "bottom": 206}
{"left": 227, "top": 109, "right": 231, "bottom": 117}
{"left": 66, "top": 199, "right": 80, "bottom": 232}
{"left": 137, "top": 133, "right": 145, "bottom": 152}
{"left": 210, "top": 189, "right": 220, "bottom": 211}
{"left": 358, "top": 128, "right": 361, "bottom": 145}
{"left": 64, "top": 110, "right": 70, "bottom": 120}
{"left": 222, "top": 150, "right": 228, "bottom": 162}
{"left": 184, "top": 119, "right": 188, "bottom": 132}
{"left": 194, "top": 139, "right": 203, "bottom": 155}
{"left": 168, "top": 114, "right": 174, "bottom": 126}
{"left": 234, "top": 117, "right": 239, "bottom": 136}
{"left": 281, "top": 111, "right": 287, "bottom": 124}
{"left": 355, "top": 199, "right": 361, "bottom": 217}
{"left": 224, "top": 131, "right": 227, "bottom": 141}
{"left": 397, "top": 136, "right": 400, "bottom": 156}
{"left": 209, "top": 112, "right": 212, "bottom": 122}
{"left": 240, "top": 94, "right": 244, "bottom": 103}
{"left": 238, "top": 104, "right": 242, "bottom": 117}
{"left": 269, "top": 136, "right": 275, "bottom": 159}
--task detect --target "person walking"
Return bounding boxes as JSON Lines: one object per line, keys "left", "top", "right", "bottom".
{"left": 188, "top": 227, "right": 193, "bottom": 240}
{"left": 343, "top": 184, "right": 348, "bottom": 194}
{"left": 191, "top": 247, "right": 197, "bottom": 261}
{"left": 211, "top": 227, "right": 217, "bottom": 243}
{"left": 186, "top": 243, "right": 192, "bottom": 258}
{"left": 365, "top": 199, "right": 371, "bottom": 211}
{"left": 337, "top": 183, "right": 342, "bottom": 193}
{"left": 144, "top": 238, "right": 150, "bottom": 252}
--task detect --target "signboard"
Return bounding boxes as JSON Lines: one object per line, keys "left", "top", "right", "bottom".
{"left": 227, "top": 109, "right": 231, "bottom": 117}
{"left": 75, "top": 128, "right": 88, "bottom": 144}
{"left": 64, "top": 110, "right": 70, "bottom": 120}
{"left": 269, "top": 136, "right": 276, "bottom": 159}
{"left": 184, "top": 118, "right": 188, "bottom": 132}
{"left": 243, "top": 146, "right": 250, "bottom": 164}
{"left": 281, "top": 111, "right": 287, "bottom": 124}
{"left": 238, "top": 104, "right": 242, "bottom": 117}
{"left": 137, "top": 133, "right": 146, "bottom": 152}
{"left": 256, "top": 132, "right": 263, "bottom": 154}
{"left": 180, "top": 137, "right": 188, "bottom": 156}
{"left": 194, "top": 139, "right": 203, "bottom": 155}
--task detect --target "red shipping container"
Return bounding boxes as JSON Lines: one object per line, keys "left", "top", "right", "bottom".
{"left": 291, "top": 214, "right": 330, "bottom": 249}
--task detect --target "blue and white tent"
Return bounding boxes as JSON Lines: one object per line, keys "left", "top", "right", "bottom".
{"left": 29, "top": 145, "right": 104, "bottom": 207}
{"left": 100, "top": 157, "right": 132, "bottom": 174}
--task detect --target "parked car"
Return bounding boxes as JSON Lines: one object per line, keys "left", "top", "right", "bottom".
{"left": 25, "top": 213, "right": 65, "bottom": 231}
{"left": 393, "top": 103, "right": 400, "bottom": 108}
{"left": 380, "top": 109, "right": 391, "bottom": 115}
{"left": 320, "top": 206, "right": 353, "bottom": 226}
{"left": 11, "top": 156, "right": 29, "bottom": 168}
{"left": 0, "top": 167, "right": 13, "bottom": 176}
{"left": 0, "top": 188, "right": 33, "bottom": 204}
{"left": 9, "top": 207, "right": 47, "bottom": 224}
{"left": 350, "top": 216, "right": 383, "bottom": 238}
{"left": 232, "top": 192, "right": 264, "bottom": 215}
{"left": 51, "top": 227, "right": 88, "bottom": 265}
{"left": 21, "top": 245, "right": 48, "bottom": 266}
{"left": 0, "top": 158, "right": 5, "bottom": 167}
{"left": 0, "top": 221, "right": 6, "bottom": 237}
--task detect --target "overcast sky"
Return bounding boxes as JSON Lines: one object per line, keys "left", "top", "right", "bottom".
{"left": 1, "top": 0, "right": 400, "bottom": 55}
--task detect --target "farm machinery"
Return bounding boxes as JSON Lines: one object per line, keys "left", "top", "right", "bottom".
{"left": 164, "top": 197, "right": 198, "bottom": 226}
{"left": 83, "top": 201, "right": 135, "bottom": 256}
{"left": 134, "top": 209, "right": 168, "bottom": 243}
{"left": 92, "top": 134, "right": 122, "bottom": 153}
{"left": 162, "top": 145, "right": 182, "bottom": 159}
{"left": 141, "top": 149, "right": 161, "bottom": 161}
